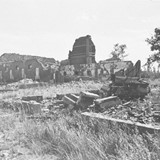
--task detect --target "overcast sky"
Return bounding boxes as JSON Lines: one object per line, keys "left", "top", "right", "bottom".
{"left": 0, "top": 0, "right": 159, "bottom": 65}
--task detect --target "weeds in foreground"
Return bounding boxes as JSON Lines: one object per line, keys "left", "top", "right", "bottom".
{"left": 12, "top": 112, "right": 159, "bottom": 160}
{"left": 0, "top": 81, "right": 160, "bottom": 159}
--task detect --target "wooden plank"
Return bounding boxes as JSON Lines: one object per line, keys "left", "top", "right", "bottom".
{"left": 22, "top": 96, "right": 43, "bottom": 102}
{"left": 0, "top": 89, "right": 16, "bottom": 92}
{"left": 80, "top": 91, "right": 100, "bottom": 99}
{"left": 67, "top": 94, "right": 79, "bottom": 102}
{"left": 95, "top": 96, "right": 119, "bottom": 104}
{"left": 62, "top": 95, "right": 76, "bottom": 106}
{"left": 81, "top": 112, "right": 160, "bottom": 134}
{"left": 94, "top": 96, "right": 121, "bottom": 112}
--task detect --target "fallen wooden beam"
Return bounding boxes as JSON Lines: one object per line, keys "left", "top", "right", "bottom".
{"left": 67, "top": 94, "right": 79, "bottom": 102}
{"left": 94, "top": 96, "right": 121, "bottom": 111}
{"left": 52, "top": 100, "right": 64, "bottom": 105}
{"left": 80, "top": 91, "right": 100, "bottom": 99}
{"left": 22, "top": 96, "right": 43, "bottom": 102}
{"left": 81, "top": 112, "right": 160, "bottom": 134}
{"left": 0, "top": 89, "right": 16, "bottom": 92}
{"left": 76, "top": 91, "right": 100, "bottom": 110}
{"left": 62, "top": 95, "right": 76, "bottom": 106}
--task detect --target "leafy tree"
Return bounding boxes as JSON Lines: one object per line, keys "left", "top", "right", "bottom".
{"left": 146, "top": 28, "right": 160, "bottom": 69}
{"left": 110, "top": 43, "right": 128, "bottom": 60}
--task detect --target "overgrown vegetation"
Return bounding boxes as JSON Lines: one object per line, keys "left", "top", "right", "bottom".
{"left": 1, "top": 109, "right": 160, "bottom": 160}
{"left": 145, "top": 28, "right": 160, "bottom": 72}
{"left": 0, "top": 81, "right": 160, "bottom": 159}
{"left": 141, "top": 70, "right": 160, "bottom": 79}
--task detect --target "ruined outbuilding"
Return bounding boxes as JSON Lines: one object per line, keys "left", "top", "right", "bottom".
{"left": 0, "top": 59, "right": 56, "bottom": 83}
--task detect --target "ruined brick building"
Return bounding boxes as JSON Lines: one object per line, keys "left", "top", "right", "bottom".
{"left": 60, "top": 35, "right": 133, "bottom": 80}
{"left": 0, "top": 54, "right": 58, "bottom": 83}
{"left": 68, "top": 35, "right": 96, "bottom": 65}
{"left": 0, "top": 35, "right": 134, "bottom": 83}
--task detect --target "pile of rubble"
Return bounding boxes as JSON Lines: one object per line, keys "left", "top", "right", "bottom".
{"left": 56, "top": 89, "right": 160, "bottom": 133}
{"left": 56, "top": 90, "right": 160, "bottom": 124}
{"left": 1, "top": 82, "right": 160, "bottom": 133}
{"left": 1, "top": 86, "right": 159, "bottom": 124}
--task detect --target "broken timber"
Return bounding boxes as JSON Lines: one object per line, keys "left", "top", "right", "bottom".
{"left": 62, "top": 95, "right": 76, "bottom": 106}
{"left": 94, "top": 96, "right": 121, "bottom": 112}
{"left": 81, "top": 112, "right": 160, "bottom": 134}
{"left": 80, "top": 91, "right": 100, "bottom": 99}
{"left": 22, "top": 96, "right": 43, "bottom": 102}
{"left": 67, "top": 94, "right": 79, "bottom": 102}
{"left": 4, "top": 100, "right": 43, "bottom": 115}
{"left": 77, "top": 91, "right": 100, "bottom": 110}
{"left": 0, "top": 89, "right": 16, "bottom": 92}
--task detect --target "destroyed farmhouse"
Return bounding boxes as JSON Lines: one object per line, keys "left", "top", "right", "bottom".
{"left": 0, "top": 35, "right": 137, "bottom": 83}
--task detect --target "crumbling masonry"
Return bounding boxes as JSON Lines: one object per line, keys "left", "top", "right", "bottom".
{"left": 0, "top": 35, "right": 134, "bottom": 83}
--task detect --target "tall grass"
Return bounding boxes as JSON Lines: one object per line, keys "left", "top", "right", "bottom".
{"left": 0, "top": 80, "right": 103, "bottom": 100}
{"left": 1, "top": 80, "right": 160, "bottom": 159}
{"left": 12, "top": 112, "right": 160, "bottom": 160}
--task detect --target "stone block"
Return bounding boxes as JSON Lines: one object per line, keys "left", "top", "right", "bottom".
{"left": 56, "top": 94, "right": 64, "bottom": 100}
{"left": 21, "top": 101, "right": 42, "bottom": 115}
{"left": 152, "top": 111, "right": 160, "bottom": 122}
{"left": 12, "top": 100, "right": 42, "bottom": 115}
{"left": 101, "top": 84, "right": 110, "bottom": 92}
{"left": 77, "top": 96, "right": 94, "bottom": 110}
{"left": 76, "top": 91, "right": 99, "bottom": 110}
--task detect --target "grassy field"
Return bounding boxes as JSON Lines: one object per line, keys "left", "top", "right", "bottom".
{"left": 0, "top": 80, "right": 160, "bottom": 160}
